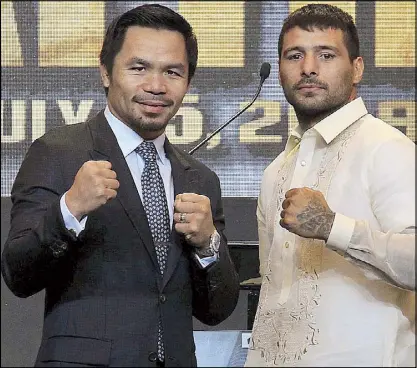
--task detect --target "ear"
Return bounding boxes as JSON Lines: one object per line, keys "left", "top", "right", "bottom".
{"left": 99, "top": 64, "right": 110, "bottom": 88}
{"left": 352, "top": 57, "right": 364, "bottom": 85}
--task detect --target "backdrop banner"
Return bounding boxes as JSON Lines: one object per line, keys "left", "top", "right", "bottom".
{"left": 2, "top": 1, "right": 415, "bottom": 199}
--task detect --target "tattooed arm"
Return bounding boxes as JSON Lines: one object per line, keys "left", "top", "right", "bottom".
{"left": 279, "top": 187, "right": 335, "bottom": 241}
{"left": 280, "top": 187, "right": 415, "bottom": 290}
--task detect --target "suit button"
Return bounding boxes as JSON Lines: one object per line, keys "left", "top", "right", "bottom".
{"left": 59, "top": 242, "right": 68, "bottom": 251}
{"left": 50, "top": 242, "right": 66, "bottom": 258}
{"left": 148, "top": 352, "right": 157, "bottom": 362}
{"left": 52, "top": 249, "right": 61, "bottom": 258}
{"left": 159, "top": 294, "right": 166, "bottom": 303}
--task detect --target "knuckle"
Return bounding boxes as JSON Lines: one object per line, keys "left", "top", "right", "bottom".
{"left": 201, "top": 194, "right": 209, "bottom": 202}
{"left": 97, "top": 186, "right": 106, "bottom": 196}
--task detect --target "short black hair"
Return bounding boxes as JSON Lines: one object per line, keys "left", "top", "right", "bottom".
{"left": 100, "top": 4, "right": 198, "bottom": 94}
{"left": 278, "top": 4, "right": 359, "bottom": 62}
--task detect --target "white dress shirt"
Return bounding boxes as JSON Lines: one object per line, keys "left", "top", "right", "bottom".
{"left": 60, "top": 107, "right": 216, "bottom": 267}
{"left": 246, "top": 97, "right": 415, "bottom": 367}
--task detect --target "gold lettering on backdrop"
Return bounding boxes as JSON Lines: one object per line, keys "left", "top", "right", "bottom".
{"left": 204, "top": 129, "right": 221, "bottom": 150}
{"left": 239, "top": 101, "right": 283, "bottom": 144}
{"left": 166, "top": 94, "right": 204, "bottom": 145}
{"left": 1, "top": 100, "right": 26, "bottom": 143}
{"left": 31, "top": 100, "right": 46, "bottom": 141}
{"left": 38, "top": 2, "right": 105, "bottom": 67}
{"left": 1, "top": 1, "right": 23, "bottom": 66}
{"left": 58, "top": 100, "right": 94, "bottom": 125}
{"left": 375, "top": 2, "right": 415, "bottom": 67}
{"left": 178, "top": 1, "right": 245, "bottom": 67}
{"left": 378, "top": 101, "right": 416, "bottom": 142}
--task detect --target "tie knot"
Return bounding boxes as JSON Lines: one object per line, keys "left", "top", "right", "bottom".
{"left": 135, "top": 141, "right": 157, "bottom": 164}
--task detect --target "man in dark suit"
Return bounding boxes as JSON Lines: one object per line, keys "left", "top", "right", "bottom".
{"left": 1, "top": 4, "right": 239, "bottom": 367}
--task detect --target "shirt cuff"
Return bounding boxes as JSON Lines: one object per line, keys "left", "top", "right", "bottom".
{"left": 326, "top": 212, "right": 356, "bottom": 253}
{"left": 193, "top": 252, "right": 218, "bottom": 269}
{"left": 60, "top": 193, "right": 87, "bottom": 237}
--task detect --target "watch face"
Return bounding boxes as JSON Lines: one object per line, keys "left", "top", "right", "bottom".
{"left": 211, "top": 231, "right": 221, "bottom": 252}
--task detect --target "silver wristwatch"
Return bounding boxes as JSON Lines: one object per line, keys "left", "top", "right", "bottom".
{"left": 197, "top": 230, "right": 220, "bottom": 257}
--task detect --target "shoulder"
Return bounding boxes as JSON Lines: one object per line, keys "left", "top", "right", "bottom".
{"left": 38, "top": 122, "right": 88, "bottom": 143}
{"left": 33, "top": 112, "right": 101, "bottom": 152}
{"left": 167, "top": 142, "right": 219, "bottom": 177}
{"left": 357, "top": 114, "right": 413, "bottom": 147}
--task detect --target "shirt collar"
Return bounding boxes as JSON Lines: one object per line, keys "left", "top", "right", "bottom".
{"left": 314, "top": 97, "right": 368, "bottom": 143}
{"left": 288, "top": 97, "right": 368, "bottom": 145}
{"left": 104, "top": 106, "right": 168, "bottom": 164}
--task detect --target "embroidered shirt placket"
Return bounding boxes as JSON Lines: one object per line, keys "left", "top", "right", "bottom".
{"left": 278, "top": 133, "right": 317, "bottom": 306}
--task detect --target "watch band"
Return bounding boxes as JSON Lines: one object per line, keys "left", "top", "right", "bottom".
{"left": 196, "top": 230, "right": 220, "bottom": 258}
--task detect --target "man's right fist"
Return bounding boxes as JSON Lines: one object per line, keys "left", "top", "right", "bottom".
{"left": 65, "top": 160, "right": 119, "bottom": 221}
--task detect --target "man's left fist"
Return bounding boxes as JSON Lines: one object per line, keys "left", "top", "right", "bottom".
{"left": 174, "top": 193, "right": 215, "bottom": 248}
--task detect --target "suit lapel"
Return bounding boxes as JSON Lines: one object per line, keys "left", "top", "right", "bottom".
{"left": 86, "top": 112, "right": 160, "bottom": 273}
{"left": 161, "top": 140, "right": 201, "bottom": 290}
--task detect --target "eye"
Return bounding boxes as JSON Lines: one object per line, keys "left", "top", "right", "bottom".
{"left": 131, "top": 66, "right": 145, "bottom": 72}
{"left": 286, "top": 53, "right": 302, "bottom": 61}
{"left": 166, "top": 70, "right": 182, "bottom": 77}
{"left": 320, "top": 53, "right": 336, "bottom": 60}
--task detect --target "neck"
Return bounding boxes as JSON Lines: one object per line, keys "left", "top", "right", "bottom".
{"left": 297, "top": 90, "right": 357, "bottom": 133}
{"left": 296, "top": 112, "right": 330, "bottom": 133}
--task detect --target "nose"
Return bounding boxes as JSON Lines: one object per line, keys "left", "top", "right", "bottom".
{"left": 301, "top": 53, "right": 318, "bottom": 77}
{"left": 142, "top": 73, "right": 167, "bottom": 95}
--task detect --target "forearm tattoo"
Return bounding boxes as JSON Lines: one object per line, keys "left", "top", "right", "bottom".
{"left": 296, "top": 198, "right": 335, "bottom": 240}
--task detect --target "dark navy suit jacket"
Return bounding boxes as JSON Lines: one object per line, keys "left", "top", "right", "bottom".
{"left": 1, "top": 110, "right": 240, "bottom": 367}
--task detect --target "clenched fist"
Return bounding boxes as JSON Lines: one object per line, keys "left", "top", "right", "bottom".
{"left": 65, "top": 160, "right": 120, "bottom": 221}
{"left": 280, "top": 187, "right": 335, "bottom": 241}
{"left": 173, "top": 193, "right": 215, "bottom": 248}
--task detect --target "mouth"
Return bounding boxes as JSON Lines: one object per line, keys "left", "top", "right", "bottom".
{"left": 297, "top": 84, "right": 325, "bottom": 91}
{"left": 137, "top": 100, "right": 169, "bottom": 114}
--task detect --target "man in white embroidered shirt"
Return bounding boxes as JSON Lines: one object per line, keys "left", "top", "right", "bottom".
{"left": 246, "top": 4, "right": 415, "bottom": 367}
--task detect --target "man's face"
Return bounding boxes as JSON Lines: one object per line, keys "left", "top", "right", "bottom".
{"left": 279, "top": 26, "right": 363, "bottom": 118}
{"left": 100, "top": 26, "right": 190, "bottom": 139}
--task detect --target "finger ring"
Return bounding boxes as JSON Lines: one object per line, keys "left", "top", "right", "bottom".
{"left": 185, "top": 234, "right": 192, "bottom": 241}
{"left": 180, "top": 213, "right": 186, "bottom": 223}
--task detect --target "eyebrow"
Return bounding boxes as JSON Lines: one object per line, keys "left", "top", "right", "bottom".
{"left": 283, "top": 45, "right": 340, "bottom": 56}
{"left": 127, "top": 57, "right": 186, "bottom": 73}
{"left": 128, "top": 57, "right": 151, "bottom": 67}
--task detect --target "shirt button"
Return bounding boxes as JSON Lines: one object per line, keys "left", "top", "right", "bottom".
{"left": 300, "top": 160, "right": 306, "bottom": 166}
{"left": 148, "top": 352, "right": 157, "bottom": 362}
{"left": 159, "top": 294, "right": 166, "bottom": 303}
{"left": 284, "top": 242, "right": 290, "bottom": 248}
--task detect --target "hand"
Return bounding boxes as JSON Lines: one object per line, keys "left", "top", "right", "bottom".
{"left": 65, "top": 160, "right": 119, "bottom": 221}
{"left": 173, "top": 193, "right": 215, "bottom": 248}
{"left": 280, "top": 187, "right": 335, "bottom": 241}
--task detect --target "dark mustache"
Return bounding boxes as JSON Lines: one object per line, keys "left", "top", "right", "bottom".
{"left": 293, "top": 78, "right": 328, "bottom": 90}
{"left": 132, "top": 96, "right": 173, "bottom": 105}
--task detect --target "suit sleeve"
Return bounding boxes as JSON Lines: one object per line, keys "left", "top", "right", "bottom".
{"left": 190, "top": 172, "right": 240, "bottom": 325}
{"left": 1, "top": 138, "right": 80, "bottom": 298}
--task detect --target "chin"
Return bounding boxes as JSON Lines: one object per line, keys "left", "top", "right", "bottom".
{"left": 139, "top": 120, "right": 169, "bottom": 133}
